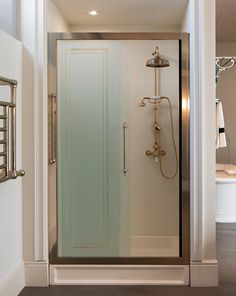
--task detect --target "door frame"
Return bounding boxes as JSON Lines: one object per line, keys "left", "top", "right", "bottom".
{"left": 48, "top": 32, "right": 190, "bottom": 265}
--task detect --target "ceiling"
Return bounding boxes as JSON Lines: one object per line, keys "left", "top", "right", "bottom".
{"left": 52, "top": 0, "right": 188, "bottom": 26}
{"left": 216, "top": 0, "right": 236, "bottom": 42}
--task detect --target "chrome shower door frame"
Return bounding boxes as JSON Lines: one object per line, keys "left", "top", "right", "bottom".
{"left": 48, "top": 32, "right": 190, "bottom": 265}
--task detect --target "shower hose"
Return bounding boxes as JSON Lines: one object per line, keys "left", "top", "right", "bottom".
{"left": 158, "top": 96, "right": 178, "bottom": 180}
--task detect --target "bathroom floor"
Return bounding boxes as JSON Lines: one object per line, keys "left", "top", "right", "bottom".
{"left": 19, "top": 223, "right": 236, "bottom": 296}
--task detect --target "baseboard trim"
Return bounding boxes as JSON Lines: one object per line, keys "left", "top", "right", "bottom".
{"left": 25, "top": 261, "right": 49, "bottom": 286}
{"left": 50, "top": 264, "right": 189, "bottom": 285}
{"left": 190, "top": 260, "right": 218, "bottom": 287}
{"left": 0, "top": 262, "right": 25, "bottom": 296}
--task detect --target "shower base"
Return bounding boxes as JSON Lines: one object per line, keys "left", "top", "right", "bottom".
{"left": 49, "top": 264, "right": 189, "bottom": 285}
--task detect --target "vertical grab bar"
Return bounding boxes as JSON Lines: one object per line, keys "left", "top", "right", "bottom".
{"left": 49, "top": 93, "right": 56, "bottom": 164}
{"left": 123, "top": 122, "right": 128, "bottom": 176}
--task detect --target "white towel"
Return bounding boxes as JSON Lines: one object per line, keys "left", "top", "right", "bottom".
{"left": 216, "top": 100, "right": 227, "bottom": 149}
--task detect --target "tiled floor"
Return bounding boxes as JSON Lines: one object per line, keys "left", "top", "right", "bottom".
{"left": 19, "top": 223, "right": 236, "bottom": 296}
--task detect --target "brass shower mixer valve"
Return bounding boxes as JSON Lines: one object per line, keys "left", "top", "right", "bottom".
{"left": 139, "top": 96, "right": 166, "bottom": 164}
{"left": 139, "top": 95, "right": 161, "bottom": 107}
{"left": 146, "top": 143, "right": 166, "bottom": 164}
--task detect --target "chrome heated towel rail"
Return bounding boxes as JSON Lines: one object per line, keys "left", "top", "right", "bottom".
{"left": 0, "top": 76, "right": 25, "bottom": 182}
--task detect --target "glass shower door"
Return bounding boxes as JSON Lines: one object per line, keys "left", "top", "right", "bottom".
{"left": 48, "top": 34, "right": 190, "bottom": 265}
{"left": 57, "top": 41, "right": 121, "bottom": 257}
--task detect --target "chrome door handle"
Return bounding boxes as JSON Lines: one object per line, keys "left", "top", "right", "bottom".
{"left": 123, "top": 122, "right": 128, "bottom": 176}
{"left": 49, "top": 93, "right": 56, "bottom": 165}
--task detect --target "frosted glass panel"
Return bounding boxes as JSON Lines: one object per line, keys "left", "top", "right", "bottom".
{"left": 57, "top": 41, "right": 120, "bottom": 257}
{"left": 56, "top": 40, "right": 180, "bottom": 258}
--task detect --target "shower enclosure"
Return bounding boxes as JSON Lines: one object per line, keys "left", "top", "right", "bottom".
{"left": 48, "top": 33, "right": 190, "bottom": 265}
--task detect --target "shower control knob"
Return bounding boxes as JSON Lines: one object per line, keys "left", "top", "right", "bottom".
{"left": 154, "top": 123, "right": 160, "bottom": 130}
{"left": 161, "top": 150, "right": 166, "bottom": 156}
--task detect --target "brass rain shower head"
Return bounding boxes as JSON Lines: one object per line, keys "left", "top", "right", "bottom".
{"left": 146, "top": 46, "right": 169, "bottom": 68}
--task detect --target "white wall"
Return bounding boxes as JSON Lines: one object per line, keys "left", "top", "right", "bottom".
{"left": 0, "top": 29, "right": 24, "bottom": 295}
{"left": 19, "top": 0, "right": 38, "bottom": 263}
{"left": 200, "top": 0, "right": 216, "bottom": 264}
{"left": 0, "top": 0, "right": 16, "bottom": 37}
{"left": 47, "top": 0, "right": 70, "bottom": 32}
{"left": 216, "top": 42, "right": 236, "bottom": 164}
